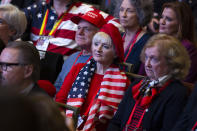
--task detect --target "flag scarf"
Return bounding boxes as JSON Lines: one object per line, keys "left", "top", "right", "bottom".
{"left": 66, "top": 59, "right": 128, "bottom": 131}
{"left": 66, "top": 58, "right": 96, "bottom": 116}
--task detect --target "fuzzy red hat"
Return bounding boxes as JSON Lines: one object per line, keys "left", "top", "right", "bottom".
{"left": 99, "top": 23, "right": 124, "bottom": 62}
{"left": 71, "top": 10, "right": 106, "bottom": 28}
{"left": 37, "top": 80, "right": 56, "bottom": 97}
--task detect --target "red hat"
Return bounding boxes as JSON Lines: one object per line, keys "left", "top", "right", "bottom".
{"left": 99, "top": 23, "right": 124, "bottom": 62}
{"left": 37, "top": 80, "right": 56, "bottom": 98}
{"left": 71, "top": 10, "right": 106, "bottom": 28}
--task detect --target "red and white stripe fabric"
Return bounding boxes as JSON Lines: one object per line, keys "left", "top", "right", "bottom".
{"left": 66, "top": 98, "right": 85, "bottom": 117}
{"left": 30, "top": 2, "right": 122, "bottom": 56}
{"left": 82, "top": 67, "right": 128, "bottom": 131}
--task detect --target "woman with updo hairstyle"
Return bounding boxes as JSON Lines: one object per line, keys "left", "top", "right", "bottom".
{"left": 108, "top": 34, "right": 190, "bottom": 131}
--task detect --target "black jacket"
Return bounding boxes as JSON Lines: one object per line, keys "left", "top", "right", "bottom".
{"left": 11, "top": 0, "right": 35, "bottom": 9}
{"left": 28, "top": 83, "right": 47, "bottom": 96}
{"left": 108, "top": 80, "right": 188, "bottom": 131}
{"left": 173, "top": 83, "right": 197, "bottom": 131}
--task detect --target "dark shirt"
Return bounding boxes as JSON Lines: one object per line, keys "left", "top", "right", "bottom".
{"left": 11, "top": 0, "right": 35, "bottom": 9}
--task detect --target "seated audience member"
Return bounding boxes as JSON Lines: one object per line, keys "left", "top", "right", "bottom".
{"left": 147, "top": 0, "right": 176, "bottom": 34}
{"left": 28, "top": 93, "right": 69, "bottom": 131}
{"left": 56, "top": 24, "right": 130, "bottom": 131}
{"left": 173, "top": 83, "right": 197, "bottom": 131}
{"left": 1, "top": 0, "right": 36, "bottom": 9}
{"left": 0, "top": 41, "right": 45, "bottom": 95}
{"left": 0, "top": 89, "right": 68, "bottom": 131}
{"left": 0, "top": 90, "right": 40, "bottom": 131}
{"left": 0, "top": 4, "right": 27, "bottom": 44}
{"left": 108, "top": 34, "right": 190, "bottom": 131}
{"left": 22, "top": 0, "right": 122, "bottom": 56}
{"left": 159, "top": 1, "right": 197, "bottom": 83}
{"left": 116, "top": 0, "right": 153, "bottom": 74}
{"left": 54, "top": 10, "right": 106, "bottom": 92}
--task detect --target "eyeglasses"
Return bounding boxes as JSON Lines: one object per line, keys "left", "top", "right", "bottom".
{"left": 0, "top": 62, "right": 27, "bottom": 71}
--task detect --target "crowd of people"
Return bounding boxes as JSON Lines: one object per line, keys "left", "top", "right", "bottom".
{"left": 0, "top": 0, "right": 197, "bottom": 131}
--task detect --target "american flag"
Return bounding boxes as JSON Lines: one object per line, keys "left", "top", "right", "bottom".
{"left": 23, "top": 1, "right": 122, "bottom": 55}
{"left": 65, "top": 63, "right": 128, "bottom": 130}
{"left": 83, "top": 67, "right": 128, "bottom": 131}
{"left": 66, "top": 59, "right": 96, "bottom": 117}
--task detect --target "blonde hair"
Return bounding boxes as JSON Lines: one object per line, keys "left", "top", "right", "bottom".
{"left": 0, "top": 4, "right": 27, "bottom": 40}
{"left": 141, "top": 34, "right": 191, "bottom": 80}
{"left": 92, "top": 32, "right": 112, "bottom": 46}
{"left": 92, "top": 32, "right": 121, "bottom": 63}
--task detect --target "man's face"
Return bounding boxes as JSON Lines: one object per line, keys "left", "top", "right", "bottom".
{"left": 0, "top": 48, "right": 26, "bottom": 89}
{"left": 75, "top": 20, "right": 98, "bottom": 50}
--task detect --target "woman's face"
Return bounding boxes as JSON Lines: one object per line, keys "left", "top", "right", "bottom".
{"left": 159, "top": 8, "right": 179, "bottom": 36}
{"left": 0, "top": 12, "right": 14, "bottom": 44}
{"left": 92, "top": 37, "right": 116, "bottom": 65}
{"left": 119, "top": 0, "right": 139, "bottom": 29}
{"left": 144, "top": 45, "right": 169, "bottom": 80}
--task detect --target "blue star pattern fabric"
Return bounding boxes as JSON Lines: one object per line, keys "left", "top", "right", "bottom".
{"left": 68, "top": 58, "right": 96, "bottom": 99}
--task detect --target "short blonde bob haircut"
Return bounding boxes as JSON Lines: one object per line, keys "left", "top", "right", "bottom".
{"left": 0, "top": 4, "right": 27, "bottom": 41}
{"left": 140, "top": 34, "right": 191, "bottom": 80}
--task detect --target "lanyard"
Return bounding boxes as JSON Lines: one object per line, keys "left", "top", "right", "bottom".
{"left": 192, "top": 121, "right": 197, "bottom": 131}
{"left": 126, "top": 102, "right": 146, "bottom": 129}
{"left": 73, "top": 51, "right": 92, "bottom": 66}
{"left": 124, "top": 28, "right": 142, "bottom": 62}
{"left": 39, "top": 5, "right": 71, "bottom": 36}
{"left": 39, "top": 9, "right": 49, "bottom": 36}
{"left": 126, "top": 79, "right": 173, "bottom": 130}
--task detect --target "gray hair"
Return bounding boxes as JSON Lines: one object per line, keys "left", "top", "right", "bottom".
{"left": 141, "top": 34, "right": 191, "bottom": 80}
{"left": 115, "top": 0, "right": 153, "bottom": 27}
{"left": 0, "top": 4, "right": 27, "bottom": 41}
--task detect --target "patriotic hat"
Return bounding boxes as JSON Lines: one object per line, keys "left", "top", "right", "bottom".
{"left": 99, "top": 23, "right": 124, "bottom": 62}
{"left": 71, "top": 10, "right": 106, "bottom": 28}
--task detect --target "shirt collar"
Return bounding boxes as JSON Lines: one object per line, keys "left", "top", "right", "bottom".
{"left": 20, "top": 83, "right": 34, "bottom": 95}
{"left": 149, "top": 75, "right": 170, "bottom": 86}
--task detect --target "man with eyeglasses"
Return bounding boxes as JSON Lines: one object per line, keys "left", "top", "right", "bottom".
{"left": 0, "top": 41, "right": 45, "bottom": 95}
